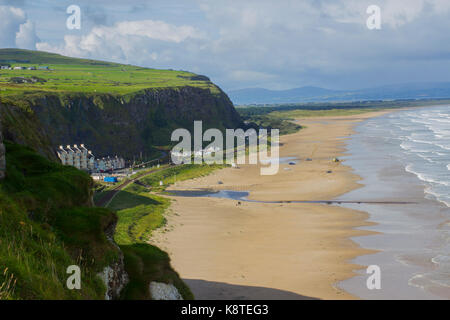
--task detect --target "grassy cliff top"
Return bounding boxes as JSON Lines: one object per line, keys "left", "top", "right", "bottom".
{"left": 0, "top": 49, "right": 218, "bottom": 97}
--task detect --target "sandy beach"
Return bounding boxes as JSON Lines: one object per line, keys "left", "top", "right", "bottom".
{"left": 149, "top": 111, "right": 390, "bottom": 300}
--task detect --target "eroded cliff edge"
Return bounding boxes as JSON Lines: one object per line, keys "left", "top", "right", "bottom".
{"left": 0, "top": 86, "right": 242, "bottom": 160}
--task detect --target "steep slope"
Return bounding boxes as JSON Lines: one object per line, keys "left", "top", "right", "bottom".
{"left": 0, "top": 142, "right": 190, "bottom": 300}
{"left": 0, "top": 49, "right": 242, "bottom": 160}
{"left": 0, "top": 122, "right": 4, "bottom": 179}
{"left": 0, "top": 142, "right": 121, "bottom": 299}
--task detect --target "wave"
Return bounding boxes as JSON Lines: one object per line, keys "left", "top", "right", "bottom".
{"left": 424, "top": 186, "right": 450, "bottom": 207}
{"left": 405, "top": 164, "right": 450, "bottom": 187}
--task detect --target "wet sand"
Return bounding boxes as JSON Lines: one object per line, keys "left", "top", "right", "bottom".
{"left": 149, "top": 111, "right": 390, "bottom": 300}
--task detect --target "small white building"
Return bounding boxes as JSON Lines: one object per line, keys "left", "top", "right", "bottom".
{"left": 65, "top": 145, "right": 75, "bottom": 166}
{"left": 96, "top": 158, "right": 107, "bottom": 172}
{"left": 88, "top": 150, "right": 95, "bottom": 170}
{"left": 57, "top": 146, "right": 68, "bottom": 165}
{"left": 72, "top": 145, "right": 82, "bottom": 169}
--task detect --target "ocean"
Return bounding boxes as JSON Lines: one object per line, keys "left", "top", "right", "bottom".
{"left": 337, "top": 105, "right": 450, "bottom": 299}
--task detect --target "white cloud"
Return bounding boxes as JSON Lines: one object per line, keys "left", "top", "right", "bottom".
{"left": 0, "top": 5, "right": 38, "bottom": 49}
{"left": 37, "top": 19, "right": 202, "bottom": 64}
{"left": 22, "top": 0, "right": 450, "bottom": 90}
{"left": 16, "top": 20, "right": 39, "bottom": 49}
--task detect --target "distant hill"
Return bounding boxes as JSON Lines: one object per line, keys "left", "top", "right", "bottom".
{"left": 228, "top": 83, "right": 450, "bottom": 105}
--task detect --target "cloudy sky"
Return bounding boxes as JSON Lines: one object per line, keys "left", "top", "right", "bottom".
{"left": 1, "top": 0, "right": 450, "bottom": 91}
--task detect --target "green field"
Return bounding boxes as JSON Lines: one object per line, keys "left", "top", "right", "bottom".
{"left": 269, "top": 107, "right": 384, "bottom": 119}
{"left": 0, "top": 49, "right": 218, "bottom": 98}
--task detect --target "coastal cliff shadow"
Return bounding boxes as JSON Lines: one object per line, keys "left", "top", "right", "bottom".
{"left": 184, "top": 279, "right": 318, "bottom": 300}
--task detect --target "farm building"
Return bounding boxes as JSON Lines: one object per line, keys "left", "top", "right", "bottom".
{"left": 38, "top": 66, "right": 50, "bottom": 70}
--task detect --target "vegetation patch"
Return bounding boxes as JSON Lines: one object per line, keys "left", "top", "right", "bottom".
{"left": 0, "top": 142, "right": 119, "bottom": 299}
{"left": 106, "top": 164, "right": 223, "bottom": 299}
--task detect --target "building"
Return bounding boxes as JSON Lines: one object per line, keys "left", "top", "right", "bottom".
{"left": 88, "top": 150, "right": 95, "bottom": 170}
{"left": 0, "top": 65, "right": 10, "bottom": 70}
{"left": 38, "top": 66, "right": 50, "bottom": 70}
{"left": 112, "top": 156, "right": 125, "bottom": 169}
{"left": 57, "top": 146, "right": 68, "bottom": 165}
{"left": 13, "top": 66, "right": 26, "bottom": 70}
{"left": 27, "top": 66, "right": 36, "bottom": 70}
{"left": 65, "top": 145, "right": 75, "bottom": 166}
{"left": 96, "top": 158, "right": 107, "bottom": 172}
{"left": 57, "top": 144, "right": 90, "bottom": 171}
{"left": 72, "top": 145, "right": 82, "bottom": 169}
{"left": 57, "top": 144, "right": 125, "bottom": 172}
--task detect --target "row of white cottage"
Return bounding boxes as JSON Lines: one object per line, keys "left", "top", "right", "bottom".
{"left": 57, "top": 144, "right": 125, "bottom": 172}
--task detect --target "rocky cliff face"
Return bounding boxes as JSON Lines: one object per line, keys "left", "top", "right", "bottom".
{"left": 98, "top": 218, "right": 129, "bottom": 300}
{"left": 0, "top": 120, "right": 5, "bottom": 179}
{"left": 1, "top": 86, "right": 242, "bottom": 160}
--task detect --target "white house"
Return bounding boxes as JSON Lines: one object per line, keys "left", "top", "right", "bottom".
{"left": 88, "top": 150, "right": 95, "bottom": 170}
{"left": 72, "top": 145, "right": 82, "bottom": 169}
{"left": 65, "top": 145, "right": 75, "bottom": 166}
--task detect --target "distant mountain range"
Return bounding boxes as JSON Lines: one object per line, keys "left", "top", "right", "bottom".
{"left": 228, "top": 82, "right": 450, "bottom": 105}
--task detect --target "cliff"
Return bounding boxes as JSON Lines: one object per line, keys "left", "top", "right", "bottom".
{"left": 0, "top": 121, "right": 4, "bottom": 179}
{"left": 0, "top": 142, "right": 126, "bottom": 299}
{"left": 0, "top": 50, "right": 236, "bottom": 300}
{"left": 0, "top": 49, "right": 242, "bottom": 160}
{"left": 1, "top": 87, "right": 241, "bottom": 160}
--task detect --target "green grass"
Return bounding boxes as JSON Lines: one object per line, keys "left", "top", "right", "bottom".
{"left": 238, "top": 107, "right": 388, "bottom": 136}
{"left": 139, "top": 164, "right": 225, "bottom": 191}
{"left": 0, "top": 142, "right": 120, "bottom": 299}
{"left": 109, "top": 187, "right": 170, "bottom": 245}
{"left": 269, "top": 107, "right": 384, "bottom": 119}
{"left": 244, "top": 114, "right": 301, "bottom": 135}
{"left": 0, "top": 49, "right": 219, "bottom": 98}
{"left": 105, "top": 163, "right": 223, "bottom": 300}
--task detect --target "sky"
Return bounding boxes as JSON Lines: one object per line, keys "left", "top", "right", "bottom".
{"left": 1, "top": 0, "right": 450, "bottom": 91}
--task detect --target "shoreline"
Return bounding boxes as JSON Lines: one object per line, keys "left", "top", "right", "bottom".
{"left": 337, "top": 107, "right": 450, "bottom": 299}
{"left": 149, "top": 111, "right": 391, "bottom": 299}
